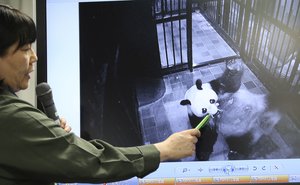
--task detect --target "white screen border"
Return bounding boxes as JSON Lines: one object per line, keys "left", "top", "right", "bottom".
{"left": 46, "top": 0, "right": 124, "bottom": 136}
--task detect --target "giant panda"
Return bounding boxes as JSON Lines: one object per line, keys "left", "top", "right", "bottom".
{"left": 180, "top": 79, "right": 222, "bottom": 161}
{"left": 180, "top": 59, "right": 244, "bottom": 161}
{"left": 180, "top": 59, "right": 300, "bottom": 160}
{"left": 217, "top": 88, "right": 300, "bottom": 160}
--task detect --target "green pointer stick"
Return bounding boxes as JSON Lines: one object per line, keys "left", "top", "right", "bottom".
{"left": 196, "top": 114, "right": 210, "bottom": 130}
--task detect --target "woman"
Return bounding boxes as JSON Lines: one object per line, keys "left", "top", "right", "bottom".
{"left": 0, "top": 4, "right": 200, "bottom": 185}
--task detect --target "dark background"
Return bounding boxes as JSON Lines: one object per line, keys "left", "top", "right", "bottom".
{"left": 79, "top": 1, "right": 162, "bottom": 146}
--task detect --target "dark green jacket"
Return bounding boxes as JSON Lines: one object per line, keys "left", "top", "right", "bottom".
{"left": 0, "top": 89, "right": 160, "bottom": 185}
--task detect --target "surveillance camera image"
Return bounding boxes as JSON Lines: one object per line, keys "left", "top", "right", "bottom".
{"left": 79, "top": 0, "right": 300, "bottom": 162}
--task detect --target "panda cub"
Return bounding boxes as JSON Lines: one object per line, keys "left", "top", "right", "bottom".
{"left": 180, "top": 79, "right": 221, "bottom": 161}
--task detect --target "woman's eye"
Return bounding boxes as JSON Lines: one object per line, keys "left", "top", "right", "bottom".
{"left": 20, "top": 45, "right": 31, "bottom": 51}
{"left": 22, "top": 48, "right": 30, "bottom": 52}
{"left": 210, "top": 99, "right": 216, "bottom": 104}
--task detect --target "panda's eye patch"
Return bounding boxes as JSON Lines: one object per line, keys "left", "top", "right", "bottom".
{"left": 202, "top": 108, "right": 207, "bottom": 113}
{"left": 210, "top": 99, "right": 216, "bottom": 104}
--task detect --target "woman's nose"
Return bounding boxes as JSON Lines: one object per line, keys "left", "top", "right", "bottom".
{"left": 30, "top": 48, "right": 38, "bottom": 63}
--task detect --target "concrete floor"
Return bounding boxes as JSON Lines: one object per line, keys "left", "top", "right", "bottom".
{"left": 156, "top": 12, "right": 237, "bottom": 67}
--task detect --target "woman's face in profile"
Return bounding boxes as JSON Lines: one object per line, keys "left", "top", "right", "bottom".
{"left": 0, "top": 42, "right": 37, "bottom": 92}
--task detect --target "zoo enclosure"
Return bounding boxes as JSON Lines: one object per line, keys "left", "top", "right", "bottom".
{"left": 201, "top": 0, "right": 300, "bottom": 93}
{"left": 153, "top": 0, "right": 300, "bottom": 94}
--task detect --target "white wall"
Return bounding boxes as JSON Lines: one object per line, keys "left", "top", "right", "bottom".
{"left": 0, "top": 0, "right": 37, "bottom": 106}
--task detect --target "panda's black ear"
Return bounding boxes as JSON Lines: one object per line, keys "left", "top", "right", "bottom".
{"left": 196, "top": 79, "right": 203, "bottom": 90}
{"left": 180, "top": 99, "right": 191, "bottom": 106}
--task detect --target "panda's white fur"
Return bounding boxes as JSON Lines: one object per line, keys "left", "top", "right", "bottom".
{"left": 184, "top": 83, "right": 219, "bottom": 118}
{"left": 218, "top": 89, "right": 281, "bottom": 142}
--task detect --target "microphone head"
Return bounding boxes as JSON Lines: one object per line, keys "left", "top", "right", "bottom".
{"left": 36, "top": 82, "right": 51, "bottom": 97}
{"left": 36, "top": 82, "right": 59, "bottom": 121}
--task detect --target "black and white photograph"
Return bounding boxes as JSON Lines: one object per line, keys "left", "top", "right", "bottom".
{"left": 79, "top": 0, "right": 300, "bottom": 162}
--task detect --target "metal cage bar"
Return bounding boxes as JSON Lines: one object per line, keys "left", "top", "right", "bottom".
{"left": 199, "top": 0, "right": 300, "bottom": 92}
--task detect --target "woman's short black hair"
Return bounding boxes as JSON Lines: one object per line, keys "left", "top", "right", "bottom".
{"left": 0, "top": 4, "right": 37, "bottom": 57}
{"left": 0, "top": 79, "right": 3, "bottom": 87}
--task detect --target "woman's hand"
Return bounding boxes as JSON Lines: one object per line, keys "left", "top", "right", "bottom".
{"left": 59, "top": 117, "right": 72, "bottom": 133}
{"left": 154, "top": 129, "right": 201, "bottom": 161}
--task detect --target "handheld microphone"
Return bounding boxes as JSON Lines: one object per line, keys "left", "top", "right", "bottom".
{"left": 36, "top": 82, "right": 60, "bottom": 124}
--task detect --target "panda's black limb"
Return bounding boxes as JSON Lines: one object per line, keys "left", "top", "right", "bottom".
{"left": 188, "top": 114, "right": 218, "bottom": 161}
{"left": 226, "top": 133, "right": 253, "bottom": 160}
{"left": 196, "top": 124, "right": 218, "bottom": 161}
{"left": 209, "top": 79, "right": 223, "bottom": 95}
